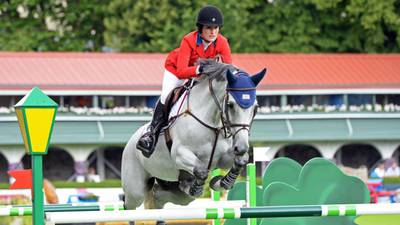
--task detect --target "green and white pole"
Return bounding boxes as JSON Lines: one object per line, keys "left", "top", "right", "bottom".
{"left": 45, "top": 203, "right": 400, "bottom": 224}
{"left": 0, "top": 202, "right": 124, "bottom": 216}
{"left": 211, "top": 169, "right": 222, "bottom": 225}
{"left": 246, "top": 163, "right": 257, "bottom": 225}
{"left": 32, "top": 155, "right": 44, "bottom": 225}
{"left": 15, "top": 87, "right": 58, "bottom": 225}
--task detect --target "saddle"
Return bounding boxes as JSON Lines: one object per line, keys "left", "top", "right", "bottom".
{"left": 162, "top": 80, "right": 193, "bottom": 151}
{"left": 163, "top": 84, "right": 187, "bottom": 117}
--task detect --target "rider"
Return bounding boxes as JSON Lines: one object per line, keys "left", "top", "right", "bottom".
{"left": 136, "top": 5, "right": 232, "bottom": 158}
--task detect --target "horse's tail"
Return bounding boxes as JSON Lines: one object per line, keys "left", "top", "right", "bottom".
{"left": 143, "top": 177, "right": 156, "bottom": 209}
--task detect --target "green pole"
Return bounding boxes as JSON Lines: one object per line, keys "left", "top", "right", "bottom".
{"left": 0, "top": 203, "right": 125, "bottom": 216}
{"left": 211, "top": 169, "right": 221, "bottom": 225}
{"left": 247, "top": 163, "right": 257, "bottom": 225}
{"left": 32, "top": 155, "right": 44, "bottom": 225}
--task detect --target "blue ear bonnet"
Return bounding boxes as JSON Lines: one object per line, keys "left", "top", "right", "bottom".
{"left": 227, "top": 71, "right": 256, "bottom": 108}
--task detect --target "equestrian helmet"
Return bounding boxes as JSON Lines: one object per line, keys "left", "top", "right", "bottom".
{"left": 196, "top": 5, "right": 223, "bottom": 27}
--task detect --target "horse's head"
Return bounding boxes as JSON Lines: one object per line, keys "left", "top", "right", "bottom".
{"left": 205, "top": 65, "right": 267, "bottom": 192}
{"left": 224, "top": 68, "right": 267, "bottom": 155}
{"left": 196, "top": 59, "right": 267, "bottom": 154}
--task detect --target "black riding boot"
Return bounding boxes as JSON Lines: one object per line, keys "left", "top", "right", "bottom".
{"left": 136, "top": 101, "right": 166, "bottom": 158}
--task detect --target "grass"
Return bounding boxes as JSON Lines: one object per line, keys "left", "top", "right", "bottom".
{"left": 355, "top": 215, "right": 400, "bottom": 225}
{"left": 0, "top": 179, "right": 122, "bottom": 189}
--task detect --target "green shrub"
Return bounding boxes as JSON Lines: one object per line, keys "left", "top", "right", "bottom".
{"left": 383, "top": 176, "right": 400, "bottom": 184}
{"left": 51, "top": 179, "right": 121, "bottom": 188}
{"left": 0, "top": 197, "right": 31, "bottom": 225}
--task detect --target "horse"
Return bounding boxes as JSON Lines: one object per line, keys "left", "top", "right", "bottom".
{"left": 121, "top": 60, "right": 267, "bottom": 217}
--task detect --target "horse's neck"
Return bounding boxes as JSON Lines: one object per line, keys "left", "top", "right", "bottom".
{"left": 187, "top": 79, "right": 226, "bottom": 126}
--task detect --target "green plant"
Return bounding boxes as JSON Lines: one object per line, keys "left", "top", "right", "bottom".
{"left": 383, "top": 176, "right": 400, "bottom": 184}
{"left": 51, "top": 179, "right": 122, "bottom": 188}
{"left": 0, "top": 197, "right": 31, "bottom": 225}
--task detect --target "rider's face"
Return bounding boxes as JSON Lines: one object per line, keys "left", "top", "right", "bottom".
{"left": 201, "top": 25, "right": 219, "bottom": 43}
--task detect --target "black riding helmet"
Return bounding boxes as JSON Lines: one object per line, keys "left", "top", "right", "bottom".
{"left": 196, "top": 5, "right": 223, "bottom": 28}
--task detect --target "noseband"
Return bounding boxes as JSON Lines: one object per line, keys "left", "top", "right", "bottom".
{"left": 173, "top": 77, "right": 257, "bottom": 170}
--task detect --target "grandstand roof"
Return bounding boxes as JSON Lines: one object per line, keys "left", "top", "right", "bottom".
{"left": 1, "top": 52, "right": 400, "bottom": 95}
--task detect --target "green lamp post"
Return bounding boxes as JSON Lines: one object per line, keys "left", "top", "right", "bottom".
{"left": 15, "top": 87, "right": 58, "bottom": 225}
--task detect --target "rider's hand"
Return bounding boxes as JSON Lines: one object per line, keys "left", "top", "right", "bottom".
{"left": 197, "top": 60, "right": 219, "bottom": 76}
{"left": 214, "top": 55, "right": 221, "bottom": 62}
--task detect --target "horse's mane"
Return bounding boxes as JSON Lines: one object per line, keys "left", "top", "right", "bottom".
{"left": 196, "top": 59, "right": 237, "bottom": 82}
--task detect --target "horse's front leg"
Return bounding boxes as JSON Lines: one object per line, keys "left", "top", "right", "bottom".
{"left": 175, "top": 148, "right": 208, "bottom": 197}
{"left": 210, "top": 147, "right": 249, "bottom": 191}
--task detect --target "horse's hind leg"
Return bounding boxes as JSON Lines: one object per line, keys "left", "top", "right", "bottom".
{"left": 122, "top": 140, "right": 150, "bottom": 210}
{"left": 144, "top": 180, "right": 194, "bottom": 225}
{"left": 152, "top": 180, "right": 195, "bottom": 209}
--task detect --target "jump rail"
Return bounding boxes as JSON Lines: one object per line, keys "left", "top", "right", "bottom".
{"left": 45, "top": 203, "right": 400, "bottom": 224}
{"left": 0, "top": 202, "right": 123, "bottom": 216}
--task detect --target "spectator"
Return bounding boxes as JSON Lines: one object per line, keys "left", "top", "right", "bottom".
{"left": 371, "top": 162, "right": 385, "bottom": 178}
{"left": 385, "top": 161, "right": 400, "bottom": 177}
{"left": 43, "top": 178, "right": 59, "bottom": 204}
{"left": 87, "top": 167, "right": 100, "bottom": 183}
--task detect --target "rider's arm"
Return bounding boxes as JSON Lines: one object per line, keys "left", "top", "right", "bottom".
{"left": 218, "top": 36, "right": 232, "bottom": 64}
{"left": 175, "top": 38, "right": 198, "bottom": 79}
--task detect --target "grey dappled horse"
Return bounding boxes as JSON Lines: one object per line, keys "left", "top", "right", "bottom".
{"left": 122, "top": 61, "right": 267, "bottom": 213}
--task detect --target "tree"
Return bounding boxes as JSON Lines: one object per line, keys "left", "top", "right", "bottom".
{"left": 0, "top": 0, "right": 109, "bottom": 51}
{"left": 104, "top": 0, "right": 201, "bottom": 52}
{"left": 245, "top": 0, "right": 400, "bottom": 53}
{"left": 1, "top": 0, "right": 399, "bottom": 52}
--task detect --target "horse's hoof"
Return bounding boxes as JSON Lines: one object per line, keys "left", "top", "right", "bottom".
{"left": 209, "top": 175, "right": 224, "bottom": 191}
{"left": 189, "top": 186, "right": 204, "bottom": 197}
{"left": 220, "top": 178, "right": 234, "bottom": 190}
{"left": 156, "top": 220, "right": 167, "bottom": 225}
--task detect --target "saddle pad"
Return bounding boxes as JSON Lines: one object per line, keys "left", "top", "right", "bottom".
{"left": 168, "top": 90, "right": 187, "bottom": 120}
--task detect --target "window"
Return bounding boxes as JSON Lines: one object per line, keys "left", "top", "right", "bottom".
{"left": 316, "top": 95, "right": 344, "bottom": 106}
{"left": 63, "top": 96, "right": 93, "bottom": 107}
{"left": 129, "top": 96, "right": 146, "bottom": 108}
{"left": 0, "top": 96, "right": 12, "bottom": 107}
{"left": 257, "top": 96, "right": 280, "bottom": 107}
{"left": 348, "top": 94, "right": 373, "bottom": 106}
{"left": 287, "top": 95, "right": 312, "bottom": 106}
{"left": 376, "top": 95, "right": 385, "bottom": 105}
{"left": 388, "top": 94, "right": 400, "bottom": 105}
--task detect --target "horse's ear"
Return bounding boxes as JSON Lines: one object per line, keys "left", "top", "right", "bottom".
{"left": 227, "top": 69, "right": 237, "bottom": 85}
{"left": 251, "top": 68, "right": 267, "bottom": 86}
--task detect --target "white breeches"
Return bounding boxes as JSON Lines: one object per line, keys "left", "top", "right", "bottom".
{"left": 160, "top": 69, "right": 185, "bottom": 104}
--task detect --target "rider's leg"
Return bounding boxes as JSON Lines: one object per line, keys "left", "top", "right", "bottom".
{"left": 136, "top": 70, "right": 184, "bottom": 157}
{"left": 136, "top": 100, "right": 166, "bottom": 157}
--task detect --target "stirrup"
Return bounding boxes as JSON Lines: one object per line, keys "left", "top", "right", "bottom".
{"left": 136, "top": 133, "right": 156, "bottom": 158}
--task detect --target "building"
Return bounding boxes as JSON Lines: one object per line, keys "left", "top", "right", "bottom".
{"left": 0, "top": 52, "right": 399, "bottom": 182}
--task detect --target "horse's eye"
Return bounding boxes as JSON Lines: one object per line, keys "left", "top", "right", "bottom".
{"left": 227, "top": 102, "right": 234, "bottom": 109}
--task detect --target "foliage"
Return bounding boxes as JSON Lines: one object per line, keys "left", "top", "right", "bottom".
{"left": 0, "top": 0, "right": 400, "bottom": 52}
{"left": 0, "top": 0, "right": 109, "bottom": 51}
{"left": 104, "top": 0, "right": 201, "bottom": 52}
{"left": 355, "top": 215, "right": 400, "bottom": 225}
{"left": 382, "top": 176, "right": 400, "bottom": 184}
{"left": 226, "top": 158, "right": 370, "bottom": 225}
{"left": 0, "top": 179, "right": 122, "bottom": 189}
{"left": 51, "top": 179, "right": 122, "bottom": 188}
{"left": 0, "top": 196, "right": 31, "bottom": 225}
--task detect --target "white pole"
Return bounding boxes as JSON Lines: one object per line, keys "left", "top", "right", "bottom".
{"left": 46, "top": 204, "right": 400, "bottom": 224}
{"left": 46, "top": 208, "right": 208, "bottom": 223}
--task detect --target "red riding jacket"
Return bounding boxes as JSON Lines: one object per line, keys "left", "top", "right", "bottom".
{"left": 165, "top": 31, "right": 232, "bottom": 79}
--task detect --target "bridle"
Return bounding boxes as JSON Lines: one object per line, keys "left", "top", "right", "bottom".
{"left": 210, "top": 79, "right": 257, "bottom": 139}
{"left": 174, "top": 77, "right": 257, "bottom": 169}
